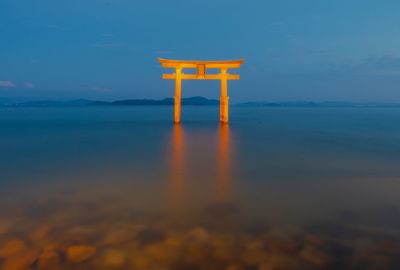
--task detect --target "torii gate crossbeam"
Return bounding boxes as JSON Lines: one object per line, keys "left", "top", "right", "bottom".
{"left": 159, "top": 58, "right": 244, "bottom": 124}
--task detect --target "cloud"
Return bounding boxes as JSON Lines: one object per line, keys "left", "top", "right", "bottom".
{"left": 23, "top": 20, "right": 71, "bottom": 31}
{"left": 361, "top": 55, "right": 400, "bottom": 67}
{"left": 304, "top": 49, "right": 329, "bottom": 55}
{"left": 270, "top": 21, "right": 284, "bottom": 27}
{"left": 24, "top": 82, "right": 35, "bottom": 88}
{"left": 0, "top": 80, "right": 15, "bottom": 88}
{"left": 154, "top": 50, "right": 172, "bottom": 55}
{"left": 92, "top": 87, "right": 111, "bottom": 92}
{"left": 326, "top": 55, "right": 400, "bottom": 77}
{"left": 355, "top": 55, "right": 400, "bottom": 77}
{"left": 367, "top": 70, "right": 400, "bottom": 76}
{"left": 92, "top": 43, "right": 123, "bottom": 49}
{"left": 83, "top": 86, "right": 112, "bottom": 92}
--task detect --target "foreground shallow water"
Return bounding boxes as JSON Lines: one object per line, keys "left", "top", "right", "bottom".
{"left": 1, "top": 106, "right": 400, "bottom": 270}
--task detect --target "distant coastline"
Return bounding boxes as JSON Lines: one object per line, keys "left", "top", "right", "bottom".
{"left": 1, "top": 96, "right": 400, "bottom": 108}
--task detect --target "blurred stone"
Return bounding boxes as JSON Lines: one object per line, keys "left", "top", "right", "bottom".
{"left": 144, "top": 243, "right": 175, "bottom": 265}
{"left": 100, "top": 229, "right": 132, "bottom": 247}
{"left": 363, "top": 254, "right": 390, "bottom": 270}
{"left": 145, "top": 233, "right": 185, "bottom": 266}
{"left": 164, "top": 234, "right": 184, "bottom": 248}
{"left": 245, "top": 239, "right": 265, "bottom": 250}
{"left": 257, "top": 262, "right": 271, "bottom": 270}
{"left": 164, "top": 234, "right": 184, "bottom": 262}
{"left": 0, "top": 222, "right": 9, "bottom": 236}
{"left": 43, "top": 242, "right": 65, "bottom": 253}
{"left": 198, "top": 260, "right": 225, "bottom": 270}
{"left": 350, "top": 244, "right": 391, "bottom": 270}
{"left": 1, "top": 249, "right": 39, "bottom": 270}
{"left": 266, "top": 235, "right": 300, "bottom": 254}
{"left": 130, "top": 251, "right": 153, "bottom": 269}
{"left": 257, "top": 262, "right": 275, "bottom": 270}
{"left": 304, "top": 234, "right": 326, "bottom": 247}
{"left": 240, "top": 237, "right": 269, "bottom": 266}
{"left": 66, "top": 245, "right": 97, "bottom": 263}
{"left": 0, "top": 238, "right": 26, "bottom": 258}
{"left": 102, "top": 249, "right": 126, "bottom": 269}
{"left": 240, "top": 248, "right": 268, "bottom": 266}
{"left": 136, "top": 228, "right": 166, "bottom": 247}
{"left": 30, "top": 224, "right": 53, "bottom": 242}
{"left": 206, "top": 202, "right": 238, "bottom": 217}
{"left": 188, "top": 227, "right": 210, "bottom": 243}
{"left": 59, "top": 231, "right": 91, "bottom": 247}
{"left": 37, "top": 250, "right": 60, "bottom": 270}
{"left": 225, "top": 264, "right": 244, "bottom": 270}
{"left": 261, "top": 254, "right": 308, "bottom": 270}
{"left": 96, "top": 223, "right": 143, "bottom": 248}
{"left": 375, "top": 239, "right": 400, "bottom": 254}
{"left": 211, "top": 235, "right": 236, "bottom": 261}
{"left": 68, "top": 225, "right": 95, "bottom": 235}
{"left": 184, "top": 242, "right": 210, "bottom": 264}
{"left": 300, "top": 246, "right": 333, "bottom": 268}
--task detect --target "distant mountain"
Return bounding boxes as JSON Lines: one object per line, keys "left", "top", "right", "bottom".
{"left": 182, "top": 96, "right": 219, "bottom": 106}
{"left": 1, "top": 99, "right": 92, "bottom": 107}
{"left": 88, "top": 96, "right": 219, "bottom": 106}
{"left": 89, "top": 98, "right": 173, "bottom": 106}
{"left": 236, "top": 101, "right": 400, "bottom": 107}
{"left": 1, "top": 97, "right": 400, "bottom": 108}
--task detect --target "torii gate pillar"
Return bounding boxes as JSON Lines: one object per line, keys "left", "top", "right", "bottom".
{"left": 159, "top": 58, "right": 244, "bottom": 124}
{"left": 174, "top": 67, "right": 182, "bottom": 124}
{"left": 220, "top": 68, "right": 229, "bottom": 123}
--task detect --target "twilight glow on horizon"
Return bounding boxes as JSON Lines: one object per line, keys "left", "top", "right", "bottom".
{"left": 1, "top": 0, "right": 400, "bottom": 102}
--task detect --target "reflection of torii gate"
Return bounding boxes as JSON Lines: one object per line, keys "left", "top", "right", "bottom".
{"left": 159, "top": 58, "right": 244, "bottom": 124}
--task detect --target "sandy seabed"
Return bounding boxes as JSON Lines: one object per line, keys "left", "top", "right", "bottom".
{"left": 1, "top": 197, "right": 400, "bottom": 270}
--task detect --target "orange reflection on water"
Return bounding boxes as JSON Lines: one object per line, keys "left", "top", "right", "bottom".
{"left": 167, "top": 123, "right": 234, "bottom": 220}
{"left": 167, "top": 124, "right": 186, "bottom": 215}
{"left": 215, "top": 123, "right": 232, "bottom": 204}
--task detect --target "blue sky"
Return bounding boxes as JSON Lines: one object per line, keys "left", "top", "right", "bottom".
{"left": 1, "top": 0, "right": 400, "bottom": 102}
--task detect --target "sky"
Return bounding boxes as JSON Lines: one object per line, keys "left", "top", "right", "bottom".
{"left": 1, "top": 0, "right": 400, "bottom": 102}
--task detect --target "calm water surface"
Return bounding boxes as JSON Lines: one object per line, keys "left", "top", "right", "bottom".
{"left": 1, "top": 106, "right": 400, "bottom": 270}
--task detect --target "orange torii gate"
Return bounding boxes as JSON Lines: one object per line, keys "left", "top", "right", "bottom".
{"left": 159, "top": 58, "right": 244, "bottom": 124}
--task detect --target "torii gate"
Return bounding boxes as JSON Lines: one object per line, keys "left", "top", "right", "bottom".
{"left": 159, "top": 58, "right": 244, "bottom": 124}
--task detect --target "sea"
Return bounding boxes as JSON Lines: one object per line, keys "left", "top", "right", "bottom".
{"left": 1, "top": 106, "right": 400, "bottom": 269}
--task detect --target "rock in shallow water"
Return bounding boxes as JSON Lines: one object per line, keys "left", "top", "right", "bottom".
{"left": 99, "top": 229, "right": 132, "bottom": 247}
{"left": 259, "top": 254, "right": 310, "bottom": 270}
{"left": 130, "top": 251, "right": 153, "bottom": 269}
{"left": 101, "top": 249, "right": 126, "bottom": 269}
{"left": 304, "top": 234, "right": 326, "bottom": 247}
{"left": 211, "top": 234, "right": 236, "bottom": 261}
{"left": 240, "top": 248, "right": 268, "bottom": 266}
{"left": 37, "top": 250, "right": 61, "bottom": 270}
{"left": 0, "top": 238, "right": 26, "bottom": 258}
{"left": 187, "top": 227, "right": 210, "bottom": 243}
{"left": 1, "top": 249, "right": 39, "bottom": 270}
{"left": 184, "top": 242, "right": 211, "bottom": 264}
{"left": 30, "top": 224, "right": 53, "bottom": 242}
{"left": 66, "top": 245, "right": 97, "bottom": 263}
{"left": 136, "top": 228, "right": 166, "bottom": 248}
{"left": 143, "top": 240, "right": 182, "bottom": 266}
{"left": 266, "top": 235, "right": 300, "bottom": 254}
{"left": 0, "top": 222, "right": 9, "bottom": 236}
{"left": 300, "top": 245, "right": 333, "bottom": 268}
{"left": 225, "top": 264, "right": 244, "bottom": 270}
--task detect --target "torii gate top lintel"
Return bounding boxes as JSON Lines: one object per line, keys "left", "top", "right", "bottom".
{"left": 159, "top": 58, "right": 244, "bottom": 124}
{"left": 158, "top": 58, "right": 244, "bottom": 69}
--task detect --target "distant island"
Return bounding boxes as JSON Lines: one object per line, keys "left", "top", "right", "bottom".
{"left": 1, "top": 96, "right": 400, "bottom": 108}
{"left": 89, "top": 96, "right": 219, "bottom": 106}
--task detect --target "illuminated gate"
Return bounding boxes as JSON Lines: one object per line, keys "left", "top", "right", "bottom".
{"left": 159, "top": 58, "right": 244, "bottom": 124}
